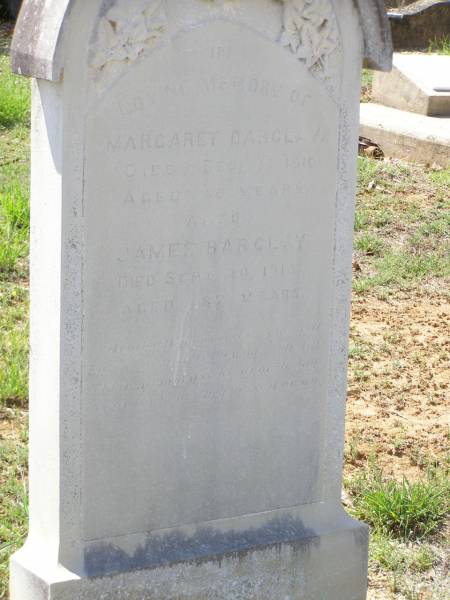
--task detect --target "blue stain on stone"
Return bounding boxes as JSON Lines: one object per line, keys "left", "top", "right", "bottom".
{"left": 84, "top": 515, "right": 319, "bottom": 578}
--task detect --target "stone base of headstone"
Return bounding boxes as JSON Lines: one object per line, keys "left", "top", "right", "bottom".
{"left": 11, "top": 514, "right": 367, "bottom": 600}
{"left": 360, "top": 102, "right": 450, "bottom": 166}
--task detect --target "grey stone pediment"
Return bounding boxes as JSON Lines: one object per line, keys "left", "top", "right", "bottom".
{"left": 11, "top": 0, "right": 392, "bottom": 81}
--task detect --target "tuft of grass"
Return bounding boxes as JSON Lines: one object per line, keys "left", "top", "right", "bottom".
{"left": 0, "top": 330, "right": 28, "bottom": 407}
{"left": 428, "top": 35, "right": 450, "bottom": 56}
{"left": 0, "top": 180, "right": 29, "bottom": 232}
{"left": 348, "top": 468, "right": 449, "bottom": 541}
{"left": 0, "top": 126, "right": 30, "bottom": 409}
{"left": 372, "top": 209, "right": 393, "bottom": 229}
{"left": 370, "top": 533, "right": 407, "bottom": 573}
{"left": 428, "top": 167, "right": 450, "bottom": 188}
{"left": 370, "top": 532, "right": 438, "bottom": 578}
{"left": 354, "top": 209, "right": 370, "bottom": 232}
{"left": 409, "top": 216, "right": 450, "bottom": 254}
{"left": 355, "top": 232, "right": 386, "bottom": 257}
{"left": 428, "top": 168, "right": 450, "bottom": 204}
{"left": 0, "top": 55, "right": 30, "bottom": 129}
{"left": 357, "top": 157, "right": 414, "bottom": 195}
{"left": 0, "top": 227, "right": 23, "bottom": 274}
{"left": 0, "top": 136, "right": 30, "bottom": 280}
{"left": 0, "top": 282, "right": 28, "bottom": 409}
{"left": 348, "top": 343, "right": 372, "bottom": 360}
{"left": 354, "top": 251, "right": 450, "bottom": 293}
{"left": 0, "top": 421, "right": 28, "bottom": 599}
{"left": 407, "top": 545, "right": 437, "bottom": 574}
{"left": 357, "top": 156, "right": 380, "bottom": 193}
{"left": 361, "top": 68, "right": 373, "bottom": 102}
{"left": 0, "top": 202, "right": 29, "bottom": 280}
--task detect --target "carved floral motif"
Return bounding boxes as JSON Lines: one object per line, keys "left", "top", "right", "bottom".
{"left": 90, "top": 0, "right": 166, "bottom": 69}
{"left": 280, "top": 0, "right": 339, "bottom": 76}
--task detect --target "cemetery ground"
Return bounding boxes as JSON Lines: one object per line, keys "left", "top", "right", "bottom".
{"left": 0, "top": 26, "right": 448, "bottom": 600}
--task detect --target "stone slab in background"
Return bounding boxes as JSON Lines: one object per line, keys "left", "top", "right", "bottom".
{"left": 360, "top": 102, "right": 450, "bottom": 166}
{"left": 9, "top": 1, "right": 392, "bottom": 599}
{"left": 388, "top": 0, "right": 450, "bottom": 50}
{"left": 373, "top": 53, "right": 450, "bottom": 116}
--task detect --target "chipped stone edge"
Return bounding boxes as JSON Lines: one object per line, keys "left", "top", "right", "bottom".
{"left": 353, "top": 0, "right": 393, "bottom": 71}
{"left": 10, "top": 0, "right": 71, "bottom": 81}
{"left": 11, "top": 0, "right": 393, "bottom": 81}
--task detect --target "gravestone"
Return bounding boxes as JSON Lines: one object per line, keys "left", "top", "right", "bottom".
{"left": 373, "top": 52, "right": 450, "bottom": 116}
{"left": 10, "top": 1, "right": 391, "bottom": 599}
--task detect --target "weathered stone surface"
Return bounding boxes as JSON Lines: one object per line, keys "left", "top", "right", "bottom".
{"left": 11, "top": 516, "right": 369, "bottom": 600}
{"left": 10, "top": 1, "right": 391, "bottom": 598}
{"left": 373, "top": 53, "right": 450, "bottom": 116}
{"left": 360, "top": 102, "right": 450, "bottom": 166}
{"left": 11, "top": 0, "right": 392, "bottom": 80}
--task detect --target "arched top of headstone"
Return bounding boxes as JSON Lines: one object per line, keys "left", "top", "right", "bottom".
{"left": 11, "top": 0, "right": 392, "bottom": 81}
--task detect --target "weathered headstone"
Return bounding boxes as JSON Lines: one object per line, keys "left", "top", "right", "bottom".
{"left": 10, "top": 1, "right": 391, "bottom": 599}
{"left": 373, "top": 52, "right": 450, "bottom": 116}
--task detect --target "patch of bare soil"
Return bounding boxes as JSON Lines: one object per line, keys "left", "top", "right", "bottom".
{"left": 0, "top": 411, "right": 23, "bottom": 441}
{"left": 346, "top": 290, "right": 449, "bottom": 480}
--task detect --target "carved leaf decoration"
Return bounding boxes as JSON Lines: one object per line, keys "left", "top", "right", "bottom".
{"left": 280, "top": 0, "right": 339, "bottom": 76}
{"left": 90, "top": 0, "right": 166, "bottom": 70}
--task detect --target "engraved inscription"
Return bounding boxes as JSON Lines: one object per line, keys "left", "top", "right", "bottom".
{"left": 113, "top": 77, "right": 313, "bottom": 115}
{"left": 83, "top": 21, "right": 339, "bottom": 540}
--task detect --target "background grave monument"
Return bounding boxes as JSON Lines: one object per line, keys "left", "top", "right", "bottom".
{"left": 361, "top": 51, "right": 450, "bottom": 166}
{"left": 10, "top": 1, "right": 392, "bottom": 599}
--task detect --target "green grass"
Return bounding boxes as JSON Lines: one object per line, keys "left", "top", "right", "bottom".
{"left": 354, "top": 158, "right": 450, "bottom": 293}
{"left": 354, "top": 232, "right": 385, "bottom": 257}
{"left": 348, "top": 463, "right": 450, "bottom": 598}
{"left": 354, "top": 252, "right": 450, "bottom": 293}
{"left": 428, "top": 166, "right": 450, "bottom": 200}
{"left": 370, "top": 533, "right": 437, "bottom": 575}
{"left": 428, "top": 35, "right": 450, "bottom": 56}
{"left": 0, "top": 419, "right": 28, "bottom": 599}
{"left": 357, "top": 157, "right": 413, "bottom": 195}
{"left": 1, "top": 178, "right": 29, "bottom": 232}
{"left": 0, "top": 169, "right": 29, "bottom": 278}
{"left": 0, "top": 55, "right": 30, "bottom": 129}
{"left": 0, "top": 37, "right": 30, "bottom": 598}
{"left": 347, "top": 467, "right": 449, "bottom": 542}
{"left": 368, "top": 532, "right": 446, "bottom": 598}
{"left": 0, "top": 283, "right": 28, "bottom": 407}
{"left": 361, "top": 68, "right": 373, "bottom": 102}
{"left": 0, "top": 53, "right": 30, "bottom": 411}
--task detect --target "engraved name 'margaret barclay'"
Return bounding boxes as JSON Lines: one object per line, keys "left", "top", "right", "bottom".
{"left": 106, "top": 128, "right": 307, "bottom": 151}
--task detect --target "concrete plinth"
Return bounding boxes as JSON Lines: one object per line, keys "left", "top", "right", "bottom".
{"left": 11, "top": 514, "right": 368, "bottom": 600}
{"left": 360, "top": 102, "right": 450, "bottom": 166}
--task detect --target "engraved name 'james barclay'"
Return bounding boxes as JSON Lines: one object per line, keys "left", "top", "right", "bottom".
{"left": 116, "top": 232, "right": 307, "bottom": 262}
